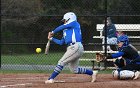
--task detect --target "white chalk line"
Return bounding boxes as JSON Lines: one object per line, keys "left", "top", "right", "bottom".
{"left": 0, "top": 83, "right": 32, "bottom": 88}
{"left": 1, "top": 77, "right": 66, "bottom": 82}
{"left": 54, "top": 80, "right": 66, "bottom": 83}
{"left": 1, "top": 76, "right": 48, "bottom": 80}
{"left": 1, "top": 77, "right": 45, "bottom": 88}
{"left": 1, "top": 77, "right": 66, "bottom": 87}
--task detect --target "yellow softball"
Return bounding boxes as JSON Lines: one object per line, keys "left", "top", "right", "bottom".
{"left": 36, "top": 48, "right": 42, "bottom": 53}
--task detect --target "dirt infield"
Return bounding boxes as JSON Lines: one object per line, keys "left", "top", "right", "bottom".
{"left": 0, "top": 73, "right": 140, "bottom": 88}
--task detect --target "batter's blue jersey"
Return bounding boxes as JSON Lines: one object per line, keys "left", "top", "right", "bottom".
{"left": 52, "top": 21, "right": 82, "bottom": 45}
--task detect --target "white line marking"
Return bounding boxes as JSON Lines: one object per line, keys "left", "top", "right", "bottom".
{"left": 54, "top": 80, "right": 65, "bottom": 83}
{"left": 0, "top": 83, "right": 32, "bottom": 88}
{"left": 2, "top": 77, "right": 48, "bottom": 80}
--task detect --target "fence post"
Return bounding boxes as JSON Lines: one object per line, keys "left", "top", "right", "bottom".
{"left": 104, "top": 0, "right": 108, "bottom": 69}
{"left": 0, "top": 1, "right": 1, "bottom": 69}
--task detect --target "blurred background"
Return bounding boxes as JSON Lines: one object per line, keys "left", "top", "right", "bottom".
{"left": 1, "top": 0, "right": 140, "bottom": 72}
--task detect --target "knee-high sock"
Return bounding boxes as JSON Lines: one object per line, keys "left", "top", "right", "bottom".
{"left": 78, "top": 68, "right": 93, "bottom": 75}
{"left": 48, "top": 65, "right": 63, "bottom": 80}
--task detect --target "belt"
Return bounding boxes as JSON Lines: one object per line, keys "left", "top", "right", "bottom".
{"left": 68, "top": 42, "right": 81, "bottom": 46}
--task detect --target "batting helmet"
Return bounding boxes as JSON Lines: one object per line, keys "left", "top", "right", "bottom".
{"left": 61, "top": 12, "right": 77, "bottom": 24}
{"left": 117, "top": 35, "right": 129, "bottom": 47}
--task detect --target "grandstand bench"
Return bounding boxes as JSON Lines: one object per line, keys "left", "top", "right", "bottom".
{"left": 93, "top": 24, "right": 140, "bottom": 39}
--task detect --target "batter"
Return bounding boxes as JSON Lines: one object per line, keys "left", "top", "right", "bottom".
{"left": 45, "top": 12, "right": 98, "bottom": 83}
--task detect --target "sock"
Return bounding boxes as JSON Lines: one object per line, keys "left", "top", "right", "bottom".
{"left": 48, "top": 65, "right": 63, "bottom": 80}
{"left": 78, "top": 68, "right": 93, "bottom": 75}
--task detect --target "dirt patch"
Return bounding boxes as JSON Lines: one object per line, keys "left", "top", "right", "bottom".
{"left": 0, "top": 73, "right": 140, "bottom": 88}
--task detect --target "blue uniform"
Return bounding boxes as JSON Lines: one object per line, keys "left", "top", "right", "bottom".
{"left": 52, "top": 21, "right": 82, "bottom": 45}
{"left": 108, "top": 45, "right": 140, "bottom": 70}
{"left": 108, "top": 35, "right": 140, "bottom": 80}
{"left": 47, "top": 20, "right": 95, "bottom": 81}
{"left": 112, "top": 46, "right": 140, "bottom": 61}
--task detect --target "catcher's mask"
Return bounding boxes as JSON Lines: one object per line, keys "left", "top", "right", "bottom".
{"left": 61, "top": 12, "right": 77, "bottom": 24}
{"left": 117, "top": 35, "right": 129, "bottom": 47}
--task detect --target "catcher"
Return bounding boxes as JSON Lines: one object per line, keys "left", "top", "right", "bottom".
{"left": 96, "top": 35, "right": 140, "bottom": 80}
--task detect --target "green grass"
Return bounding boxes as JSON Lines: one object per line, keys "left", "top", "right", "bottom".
{"left": 0, "top": 69, "right": 113, "bottom": 74}
{"left": 1, "top": 52, "right": 110, "bottom": 73}
{"left": 1, "top": 52, "right": 63, "bottom": 65}
{"left": 0, "top": 52, "right": 115, "bottom": 74}
{"left": 1, "top": 52, "right": 96, "bottom": 66}
{"left": 98, "top": 69, "right": 113, "bottom": 74}
{"left": 0, "top": 69, "right": 72, "bottom": 74}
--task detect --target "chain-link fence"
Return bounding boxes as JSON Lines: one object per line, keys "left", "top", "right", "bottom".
{"left": 1, "top": 0, "right": 140, "bottom": 72}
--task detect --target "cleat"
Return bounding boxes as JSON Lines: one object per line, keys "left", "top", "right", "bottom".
{"left": 133, "top": 71, "right": 140, "bottom": 80}
{"left": 91, "top": 70, "right": 98, "bottom": 82}
{"left": 45, "top": 79, "right": 54, "bottom": 84}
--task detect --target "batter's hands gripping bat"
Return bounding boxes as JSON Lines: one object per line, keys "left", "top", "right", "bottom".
{"left": 45, "top": 32, "right": 54, "bottom": 55}
{"left": 45, "top": 40, "right": 50, "bottom": 55}
{"left": 45, "top": 32, "right": 53, "bottom": 55}
{"left": 96, "top": 53, "right": 106, "bottom": 62}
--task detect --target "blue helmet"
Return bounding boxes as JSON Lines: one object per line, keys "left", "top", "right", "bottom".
{"left": 117, "top": 35, "right": 129, "bottom": 47}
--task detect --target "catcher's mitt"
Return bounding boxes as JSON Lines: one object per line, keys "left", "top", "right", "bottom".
{"left": 96, "top": 53, "right": 106, "bottom": 62}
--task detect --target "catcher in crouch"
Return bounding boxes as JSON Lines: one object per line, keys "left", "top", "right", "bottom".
{"left": 105, "top": 35, "right": 140, "bottom": 80}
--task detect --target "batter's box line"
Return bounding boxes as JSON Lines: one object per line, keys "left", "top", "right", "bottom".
{"left": 54, "top": 80, "right": 66, "bottom": 83}
{"left": 0, "top": 83, "right": 32, "bottom": 88}
{"left": 1, "top": 77, "right": 48, "bottom": 80}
